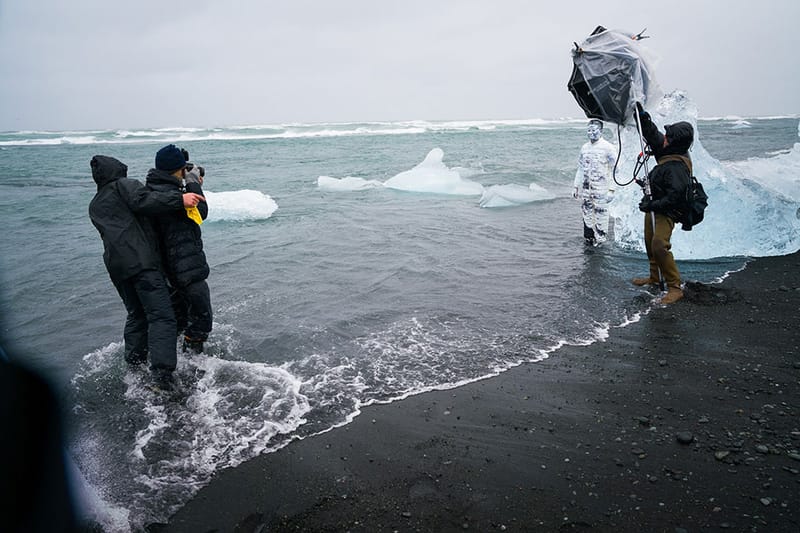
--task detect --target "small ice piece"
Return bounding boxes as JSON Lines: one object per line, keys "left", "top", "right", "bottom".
{"left": 479, "top": 183, "right": 555, "bottom": 208}
{"left": 317, "top": 176, "right": 385, "bottom": 191}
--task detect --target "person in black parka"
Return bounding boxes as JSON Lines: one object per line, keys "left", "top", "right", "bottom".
{"left": 88, "top": 155, "right": 204, "bottom": 386}
{"left": 146, "top": 145, "right": 212, "bottom": 353}
{"left": 633, "top": 102, "right": 694, "bottom": 304}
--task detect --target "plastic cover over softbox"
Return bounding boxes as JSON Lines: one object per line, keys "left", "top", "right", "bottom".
{"left": 568, "top": 27, "right": 661, "bottom": 126}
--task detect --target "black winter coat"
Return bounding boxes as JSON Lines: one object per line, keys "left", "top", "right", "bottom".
{"left": 639, "top": 112, "right": 694, "bottom": 222}
{"left": 89, "top": 155, "right": 183, "bottom": 283}
{"left": 145, "top": 168, "right": 210, "bottom": 288}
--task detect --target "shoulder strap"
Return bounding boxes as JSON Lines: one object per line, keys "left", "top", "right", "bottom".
{"left": 657, "top": 154, "right": 693, "bottom": 175}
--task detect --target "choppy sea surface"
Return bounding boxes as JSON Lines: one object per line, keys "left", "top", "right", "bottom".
{"left": 1, "top": 93, "right": 798, "bottom": 531}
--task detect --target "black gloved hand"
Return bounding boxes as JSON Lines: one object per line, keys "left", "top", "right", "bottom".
{"left": 635, "top": 102, "right": 650, "bottom": 122}
{"left": 638, "top": 198, "right": 652, "bottom": 212}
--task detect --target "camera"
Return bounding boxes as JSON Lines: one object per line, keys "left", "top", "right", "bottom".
{"left": 185, "top": 162, "right": 205, "bottom": 178}
{"left": 181, "top": 148, "right": 205, "bottom": 180}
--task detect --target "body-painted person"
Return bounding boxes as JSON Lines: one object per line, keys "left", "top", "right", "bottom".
{"left": 573, "top": 119, "right": 617, "bottom": 245}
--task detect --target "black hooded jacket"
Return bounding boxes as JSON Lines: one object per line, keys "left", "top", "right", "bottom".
{"left": 639, "top": 112, "right": 694, "bottom": 221}
{"left": 145, "top": 168, "right": 209, "bottom": 288}
{"left": 88, "top": 155, "right": 183, "bottom": 283}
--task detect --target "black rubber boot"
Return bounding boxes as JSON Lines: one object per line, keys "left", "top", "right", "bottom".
{"left": 150, "top": 369, "right": 175, "bottom": 392}
{"left": 182, "top": 336, "right": 204, "bottom": 354}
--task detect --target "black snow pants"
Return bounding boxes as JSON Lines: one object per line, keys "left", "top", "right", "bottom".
{"left": 171, "top": 279, "right": 212, "bottom": 342}
{"left": 114, "top": 269, "right": 177, "bottom": 371}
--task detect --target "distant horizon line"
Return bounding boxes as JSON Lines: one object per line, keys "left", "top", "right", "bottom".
{"left": 3, "top": 113, "right": 799, "bottom": 136}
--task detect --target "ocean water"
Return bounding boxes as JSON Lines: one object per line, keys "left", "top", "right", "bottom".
{"left": 1, "top": 93, "right": 798, "bottom": 531}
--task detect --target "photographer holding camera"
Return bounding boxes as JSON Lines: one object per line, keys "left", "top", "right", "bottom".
{"left": 146, "top": 145, "right": 212, "bottom": 355}
{"left": 181, "top": 148, "right": 205, "bottom": 186}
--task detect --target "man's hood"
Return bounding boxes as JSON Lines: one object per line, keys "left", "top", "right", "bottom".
{"left": 664, "top": 121, "right": 694, "bottom": 154}
{"left": 91, "top": 155, "right": 127, "bottom": 189}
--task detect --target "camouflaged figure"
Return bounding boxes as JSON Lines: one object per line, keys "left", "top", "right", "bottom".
{"left": 573, "top": 119, "right": 617, "bottom": 245}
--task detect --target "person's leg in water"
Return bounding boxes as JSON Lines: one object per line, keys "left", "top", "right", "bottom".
{"left": 181, "top": 280, "right": 212, "bottom": 354}
{"left": 169, "top": 281, "right": 188, "bottom": 336}
{"left": 581, "top": 196, "right": 596, "bottom": 245}
{"left": 115, "top": 279, "right": 148, "bottom": 366}
{"left": 592, "top": 194, "right": 609, "bottom": 245}
{"left": 132, "top": 270, "right": 178, "bottom": 388}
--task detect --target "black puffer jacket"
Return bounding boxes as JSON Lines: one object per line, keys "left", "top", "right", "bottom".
{"left": 639, "top": 111, "right": 694, "bottom": 221}
{"left": 145, "top": 168, "right": 209, "bottom": 288}
{"left": 89, "top": 156, "right": 182, "bottom": 283}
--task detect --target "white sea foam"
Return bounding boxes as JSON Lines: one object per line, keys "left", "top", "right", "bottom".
{"left": 123, "top": 354, "right": 311, "bottom": 476}
{"left": 0, "top": 136, "right": 100, "bottom": 146}
{"left": 0, "top": 118, "right": 585, "bottom": 146}
{"left": 71, "top": 342, "right": 123, "bottom": 385}
{"left": 114, "top": 130, "right": 164, "bottom": 138}
{"left": 3, "top": 115, "right": 796, "bottom": 146}
{"left": 204, "top": 190, "right": 278, "bottom": 222}
{"left": 72, "top": 331, "right": 312, "bottom": 531}
{"left": 700, "top": 114, "right": 799, "bottom": 121}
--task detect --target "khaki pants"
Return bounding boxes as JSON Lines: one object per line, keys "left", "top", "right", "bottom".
{"left": 643, "top": 213, "right": 681, "bottom": 288}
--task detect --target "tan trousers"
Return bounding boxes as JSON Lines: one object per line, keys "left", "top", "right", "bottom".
{"left": 643, "top": 213, "right": 681, "bottom": 288}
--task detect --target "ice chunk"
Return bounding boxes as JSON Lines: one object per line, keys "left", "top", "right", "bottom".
{"left": 317, "top": 176, "right": 385, "bottom": 191}
{"left": 204, "top": 190, "right": 278, "bottom": 222}
{"left": 479, "top": 183, "right": 555, "bottom": 208}
{"left": 611, "top": 91, "right": 800, "bottom": 259}
{"left": 384, "top": 148, "right": 484, "bottom": 196}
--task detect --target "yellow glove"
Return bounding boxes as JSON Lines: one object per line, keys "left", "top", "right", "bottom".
{"left": 185, "top": 206, "right": 203, "bottom": 225}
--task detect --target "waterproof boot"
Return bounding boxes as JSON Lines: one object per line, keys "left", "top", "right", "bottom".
{"left": 125, "top": 351, "right": 148, "bottom": 367}
{"left": 632, "top": 277, "right": 658, "bottom": 286}
{"left": 150, "top": 369, "right": 175, "bottom": 392}
{"left": 660, "top": 287, "right": 684, "bottom": 305}
{"left": 182, "top": 336, "right": 204, "bottom": 354}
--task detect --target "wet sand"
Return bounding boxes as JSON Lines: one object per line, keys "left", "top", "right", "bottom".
{"left": 158, "top": 251, "right": 800, "bottom": 532}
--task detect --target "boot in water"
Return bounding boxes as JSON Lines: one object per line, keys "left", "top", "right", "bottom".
{"left": 150, "top": 369, "right": 175, "bottom": 392}
{"left": 632, "top": 277, "right": 658, "bottom": 286}
{"left": 183, "top": 336, "right": 204, "bottom": 354}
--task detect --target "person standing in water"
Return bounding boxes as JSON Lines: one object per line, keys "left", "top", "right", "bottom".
{"left": 169, "top": 148, "right": 207, "bottom": 337}
{"left": 88, "top": 155, "right": 204, "bottom": 390}
{"left": 146, "top": 144, "right": 213, "bottom": 354}
{"left": 573, "top": 119, "right": 617, "bottom": 245}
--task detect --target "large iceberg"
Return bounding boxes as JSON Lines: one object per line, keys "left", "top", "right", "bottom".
{"left": 610, "top": 91, "right": 800, "bottom": 259}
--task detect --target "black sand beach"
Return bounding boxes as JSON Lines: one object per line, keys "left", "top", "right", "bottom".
{"left": 158, "top": 251, "right": 800, "bottom": 533}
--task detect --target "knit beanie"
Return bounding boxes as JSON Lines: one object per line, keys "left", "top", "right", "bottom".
{"left": 155, "top": 144, "right": 187, "bottom": 171}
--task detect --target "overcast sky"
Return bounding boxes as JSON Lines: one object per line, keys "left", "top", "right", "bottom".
{"left": 1, "top": 0, "right": 797, "bottom": 131}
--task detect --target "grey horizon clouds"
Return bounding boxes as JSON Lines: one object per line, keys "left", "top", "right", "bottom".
{"left": 1, "top": 0, "right": 797, "bottom": 131}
